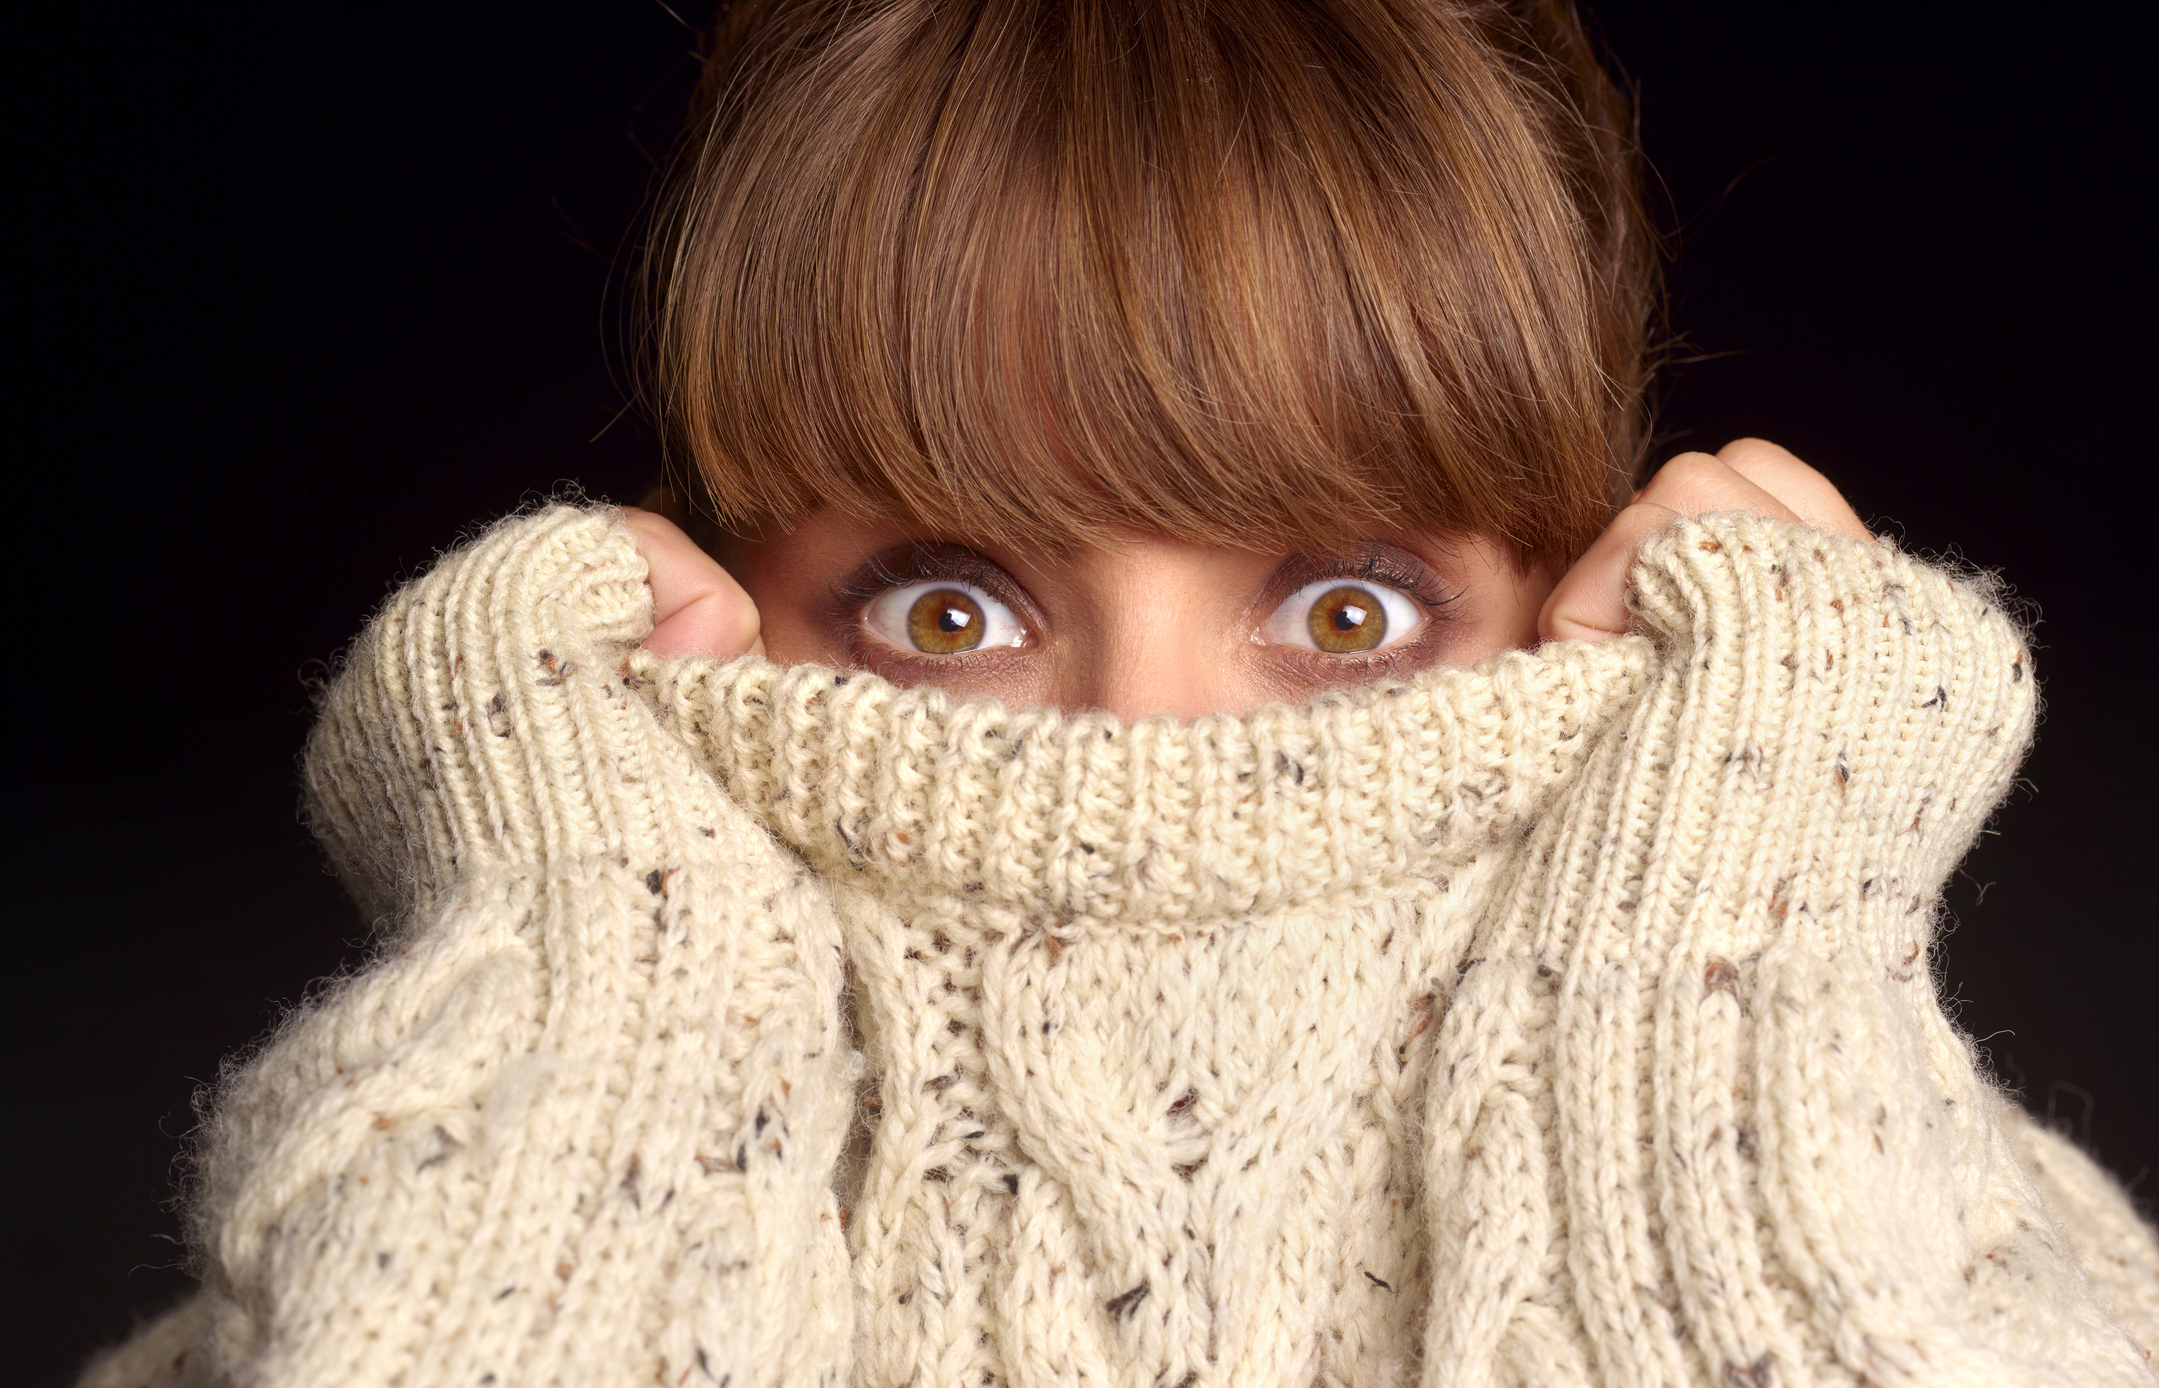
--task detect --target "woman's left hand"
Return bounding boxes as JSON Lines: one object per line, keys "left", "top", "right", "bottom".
{"left": 1539, "top": 438, "right": 1872, "bottom": 643}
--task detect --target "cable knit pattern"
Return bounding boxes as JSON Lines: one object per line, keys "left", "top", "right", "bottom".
{"left": 117, "top": 510, "right": 856, "bottom": 1388}
{"left": 80, "top": 506, "right": 2157, "bottom": 1388}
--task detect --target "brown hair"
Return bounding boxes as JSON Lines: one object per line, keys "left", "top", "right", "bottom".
{"left": 647, "top": 0, "right": 1656, "bottom": 572}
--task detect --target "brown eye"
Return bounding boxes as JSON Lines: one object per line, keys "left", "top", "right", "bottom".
{"left": 1306, "top": 585, "right": 1387, "bottom": 652}
{"left": 906, "top": 588, "right": 986, "bottom": 653}
{"left": 864, "top": 579, "right": 1030, "bottom": 655}
{"left": 1258, "top": 576, "right": 1419, "bottom": 654}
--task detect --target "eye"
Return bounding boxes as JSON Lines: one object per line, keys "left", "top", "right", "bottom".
{"left": 863, "top": 581, "right": 1031, "bottom": 655}
{"left": 1258, "top": 578, "right": 1423, "bottom": 654}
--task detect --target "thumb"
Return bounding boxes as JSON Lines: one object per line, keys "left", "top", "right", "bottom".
{"left": 620, "top": 507, "right": 765, "bottom": 660}
{"left": 1538, "top": 500, "right": 1681, "bottom": 643}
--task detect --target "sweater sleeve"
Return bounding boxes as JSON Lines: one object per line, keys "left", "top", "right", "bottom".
{"left": 1418, "top": 513, "right": 2157, "bottom": 1387}
{"left": 2007, "top": 1110, "right": 2159, "bottom": 1364}
{"left": 156, "top": 507, "right": 855, "bottom": 1387}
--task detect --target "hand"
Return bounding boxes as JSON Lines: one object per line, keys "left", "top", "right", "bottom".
{"left": 620, "top": 506, "right": 764, "bottom": 660}
{"left": 1539, "top": 438, "right": 1871, "bottom": 643}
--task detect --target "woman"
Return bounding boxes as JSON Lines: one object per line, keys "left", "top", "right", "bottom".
{"left": 83, "top": 0, "right": 2159, "bottom": 1384}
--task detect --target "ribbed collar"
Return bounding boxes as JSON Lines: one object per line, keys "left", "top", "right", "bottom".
{"left": 636, "top": 638, "right": 1650, "bottom": 930}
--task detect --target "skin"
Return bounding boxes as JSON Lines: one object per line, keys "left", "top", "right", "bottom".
{"left": 627, "top": 438, "right": 1870, "bottom": 721}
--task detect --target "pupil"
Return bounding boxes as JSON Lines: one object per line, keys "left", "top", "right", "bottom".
{"left": 938, "top": 608, "right": 971, "bottom": 633}
{"left": 1333, "top": 604, "right": 1368, "bottom": 631}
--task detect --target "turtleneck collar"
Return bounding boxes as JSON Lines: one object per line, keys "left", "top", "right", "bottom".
{"left": 634, "top": 636, "right": 1652, "bottom": 931}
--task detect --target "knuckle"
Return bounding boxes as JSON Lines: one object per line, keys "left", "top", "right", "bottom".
{"left": 1717, "top": 436, "right": 1788, "bottom": 465}
{"left": 1648, "top": 452, "right": 1725, "bottom": 500}
{"left": 1719, "top": 440, "right": 1804, "bottom": 486}
{"left": 700, "top": 589, "right": 759, "bottom": 646}
{"left": 1658, "top": 451, "right": 1724, "bottom": 482}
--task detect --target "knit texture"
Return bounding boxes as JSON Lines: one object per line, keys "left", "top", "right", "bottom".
{"left": 81, "top": 506, "right": 2158, "bottom": 1388}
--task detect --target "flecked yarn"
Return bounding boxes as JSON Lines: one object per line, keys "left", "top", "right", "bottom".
{"left": 81, "top": 507, "right": 2158, "bottom": 1387}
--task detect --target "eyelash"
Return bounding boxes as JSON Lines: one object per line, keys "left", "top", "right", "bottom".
{"left": 832, "top": 546, "right": 1012, "bottom": 607}
{"left": 1278, "top": 548, "right": 1461, "bottom": 616}
{"left": 830, "top": 542, "right": 1462, "bottom": 672}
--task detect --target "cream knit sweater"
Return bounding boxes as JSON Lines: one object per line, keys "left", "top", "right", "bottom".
{"left": 84, "top": 506, "right": 2159, "bottom": 1388}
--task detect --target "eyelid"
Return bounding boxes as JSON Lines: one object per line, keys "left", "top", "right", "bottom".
{"left": 1264, "top": 542, "right": 1458, "bottom": 612}
{"left": 836, "top": 542, "right": 1022, "bottom": 596}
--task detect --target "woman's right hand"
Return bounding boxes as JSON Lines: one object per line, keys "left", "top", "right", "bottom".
{"left": 1538, "top": 438, "right": 1872, "bottom": 644}
{"left": 619, "top": 506, "right": 765, "bottom": 660}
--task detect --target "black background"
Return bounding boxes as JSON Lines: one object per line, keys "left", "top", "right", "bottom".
{"left": 9, "top": 4, "right": 2153, "bottom": 1382}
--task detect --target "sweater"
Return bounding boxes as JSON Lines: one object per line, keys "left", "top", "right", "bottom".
{"left": 81, "top": 505, "right": 2159, "bottom": 1388}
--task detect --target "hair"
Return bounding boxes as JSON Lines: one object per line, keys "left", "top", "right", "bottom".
{"left": 646, "top": 0, "right": 1656, "bottom": 573}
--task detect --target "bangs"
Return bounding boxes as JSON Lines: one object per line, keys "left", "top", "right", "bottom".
{"left": 651, "top": 0, "right": 1651, "bottom": 571}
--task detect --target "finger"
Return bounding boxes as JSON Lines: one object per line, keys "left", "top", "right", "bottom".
{"left": 1540, "top": 453, "right": 1800, "bottom": 643}
{"left": 1714, "top": 438, "right": 1871, "bottom": 541}
{"left": 1539, "top": 499, "right": 1683, "bottom": 642}
{"left": 619, "top": 507, "right": 764, "bottom": 660}
{"left": 1639, "top": 449, "right": 1806, "bottom": 524}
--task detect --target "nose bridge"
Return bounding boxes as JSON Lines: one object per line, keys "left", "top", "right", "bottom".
{"left": 1084, "top": 637, "right": 1222, "bottom": 723}
{"left": 1060, "top": 542, "right": 1237, "bottom": 722}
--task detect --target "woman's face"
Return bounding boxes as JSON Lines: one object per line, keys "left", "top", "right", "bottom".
{"left": 724, "top": 509, "right": 1554, "bottom": 720}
